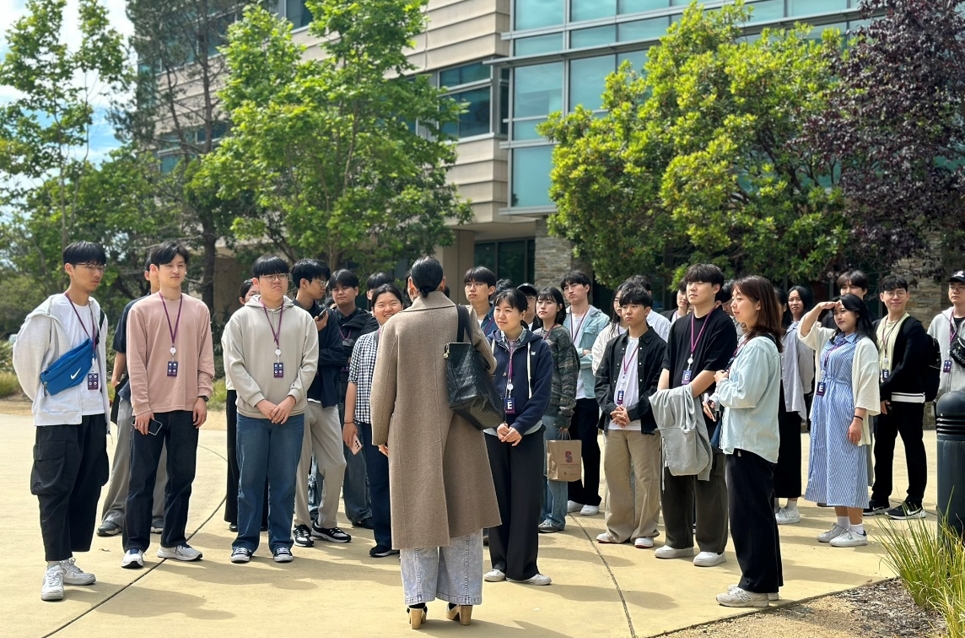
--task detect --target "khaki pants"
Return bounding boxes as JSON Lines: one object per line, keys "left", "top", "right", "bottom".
{"left": 293, "top": 402, "right": 346, "bottom": 529}
{"left": 603, "top": 429, "right": 661, "bottom": 542}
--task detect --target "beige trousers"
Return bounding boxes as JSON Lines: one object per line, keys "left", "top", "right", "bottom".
{"left": 293, "top": 402, "right": 346, "bottom": 529}
{"left": 603, "top": 429, "right": 661, "bottom": 542}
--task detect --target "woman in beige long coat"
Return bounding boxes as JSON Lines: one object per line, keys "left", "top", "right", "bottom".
{"left": 370, "top": 256, "right": 501, "bottom": 629}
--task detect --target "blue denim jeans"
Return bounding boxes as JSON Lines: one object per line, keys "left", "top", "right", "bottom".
{"left": 541, "top": 416, "right": 568, "bottom": 530}
{"left": 399, "top": 530, "right": 484, "bottom": 606}
{"left": 234, "top": 413, "right": 305, "bottom": 554}
{"left": 357, "top": 421, "right": 391, "bottom": 548}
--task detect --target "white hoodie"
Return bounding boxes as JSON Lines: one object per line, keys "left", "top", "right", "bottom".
{"left": 13, "top": 295, "right": 110, "bottom": 426}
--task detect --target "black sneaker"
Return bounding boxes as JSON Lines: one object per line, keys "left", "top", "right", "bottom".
{"left": 311, "top": 524, "right": 351, "bottom": 543}
{"left": 293, "top": 524, "right": 315, "bottom": 547}
{"left": 887, "top": 501, "right": 926, "bottom": 520}
{"left": 352, "top": 518, "right": 374, "bottom": 530}
{"left": 369, "top": 545, "right": 400, "bottom": 558}
{"left": 863, "top": 500, "right": 889, "bottom": 516}
{"left": 97, "top": 520, "right": 121, "bottom": 537}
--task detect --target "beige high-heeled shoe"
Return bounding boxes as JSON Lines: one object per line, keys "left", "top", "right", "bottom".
{"left": 408, "top": 606, "right": 427, "bottom": 629}
{"left": 446, "top": 604, "right": 473, "bottom": 626}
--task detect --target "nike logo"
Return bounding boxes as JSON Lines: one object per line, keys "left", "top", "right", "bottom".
{"left": 70, "top": 370, "right": 81, "bottom": 379}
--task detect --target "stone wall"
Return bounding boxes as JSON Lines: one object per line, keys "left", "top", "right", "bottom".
{"left": 533, "top": 218, "right": 596, "bottom": 301}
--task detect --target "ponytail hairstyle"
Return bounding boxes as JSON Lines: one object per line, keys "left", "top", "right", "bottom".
{"left": 732, "top": 276, "right": 784, "bottom": 353}
{"left": 409, "top": 257, "right": 444, "bottom": 297}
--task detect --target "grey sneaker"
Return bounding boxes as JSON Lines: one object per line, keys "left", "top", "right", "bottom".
{"left": 775, "top": 508, "right": 801, "bottom": 525}
{"left": 96, "top": 520, "right": 121, "bottom": 537}
{"left": 717, "top": 586, "right": 769, "bottom": 608}
{"left": 41, "top": 564, "right": 65, "bottom": 601}
{"left": 157, "top": 544, "right": 203, "bottom": 561}
{"left": 150, "top": 518, "right": 164, "bottom": 534}
{"left": 230, "top": 547, "right": 252, "bottom": 563}
{"left": 817, "top": 523, "right": 848, "bottom": 543}
{"left": 60, "top": 557, "right": 95, "bottom": 585}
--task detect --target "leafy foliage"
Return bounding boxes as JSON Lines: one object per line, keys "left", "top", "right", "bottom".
{"left": 806, "top": 0, "right": 965, "bottom": 276}
{"left": 205, "top": 0, "right": 472, "bottom": 274}
{"left": 540, "top": 2, "right": 848, "bottom": 287}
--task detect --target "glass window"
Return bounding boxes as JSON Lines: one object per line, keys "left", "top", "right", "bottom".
{"left": 442, "top": 87, "right": 491, "bottom": 138}
{"left": 475, "top": 243, "right": 497, "bottom": 272}
{"left": 515, "top": 0, "right": 564, "bottom": 30}
{"left": 513, "top": 119, "right": 546, "bottom": 141}
{"left": 440, "top": 63, "right": 490, "bottom": 89}
{"left": 618, "top": 49, "right": 649, "bottom": 71}
{"left": 571, "top": 0, "right": 616, "bottom": 23}
{"left": 514, "top": 63, "right": 563, "bottom": 118}
{"left": 159, "top": 154, "right": 179, "bottom": 174}
{"left": 286, "top": 0, "right": 313, "bottom": 28}
{"left": 619, "top": 0, "right": 668, "bottom": 13}
{"left": 788, "top": 0, "right": 848, "bottom": 16}
{"left": 748, "top": 0, "right": 784, "bottom": 23}
{"left": 571, "top": 25, "right": 617, "bottom": 48}
{"left": 618, "top": 17, "right": 668, "bottom": 41}
{"left": 569, "top": 55, "right": 615, "bottom": 111}
{"left": 512, "top": 146, "right": 554, "bottom": 207}
{"left": 474, "top": 240, "right": 536, "bottom": 283}
{"left": 515, "top": 33, "right": 565, "bottom": 56}
{"left": 499, "top": 83, "right": 509, "bottom": 135}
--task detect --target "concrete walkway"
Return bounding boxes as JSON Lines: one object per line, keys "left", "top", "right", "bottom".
{"left": 1, "top": 411, "right": 937, "bottom": 638}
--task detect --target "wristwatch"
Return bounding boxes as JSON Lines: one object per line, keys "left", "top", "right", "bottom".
{"left": 199, "top": 396, "right": 209, "bottom": 403}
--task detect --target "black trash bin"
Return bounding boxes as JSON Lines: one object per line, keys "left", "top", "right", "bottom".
{"left": 936, "top": 391, "right": 965, "bottom": 536}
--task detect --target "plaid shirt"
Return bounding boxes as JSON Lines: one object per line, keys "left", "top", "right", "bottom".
{"left": 347, "top": 330, "right": 379, "bottom": 424}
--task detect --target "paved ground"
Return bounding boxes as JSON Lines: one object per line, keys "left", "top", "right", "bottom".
{"left": 1, "top": 409, "right": 938, "bottom": 638}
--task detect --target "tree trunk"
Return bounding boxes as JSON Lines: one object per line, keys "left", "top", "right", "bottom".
{"left": 201, "top": 216, "right": 217, "bottom": 313}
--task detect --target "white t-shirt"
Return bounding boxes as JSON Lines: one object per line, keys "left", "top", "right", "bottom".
{"left": 610, "top": 336, "right": 642, "bottom": 431}
{"left": 50, "top": 295, "right": 104, "bottom": 416}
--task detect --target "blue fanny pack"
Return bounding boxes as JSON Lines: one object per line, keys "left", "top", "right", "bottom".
{"left": 40, "top": 338, "right": 94, "bottom": 396}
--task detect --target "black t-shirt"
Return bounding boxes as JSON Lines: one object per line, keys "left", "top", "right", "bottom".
{"left": 663, "top": 306, "right": 738, "bottom": 432}
{"left": 954, "top": 316, "right": 965, "bottom": 333}
{"left": 113, "top": 295, "right": 147, "bottom": 401}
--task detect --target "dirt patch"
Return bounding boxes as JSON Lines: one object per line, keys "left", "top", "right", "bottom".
{"left": 663, "top": 580, "right": 942, "bottom": 638}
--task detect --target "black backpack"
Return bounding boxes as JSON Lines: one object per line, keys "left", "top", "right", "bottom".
{"left": 924, "top": 335, "right": 943, "bottom": 403}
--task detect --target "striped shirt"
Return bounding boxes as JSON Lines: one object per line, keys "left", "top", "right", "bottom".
{"left": 347, "top": 330, "right": 379, "bottom": 424}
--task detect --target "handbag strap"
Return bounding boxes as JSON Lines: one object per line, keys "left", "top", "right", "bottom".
{"left": 456, "top": 305, "right": 470, "bottom": 343}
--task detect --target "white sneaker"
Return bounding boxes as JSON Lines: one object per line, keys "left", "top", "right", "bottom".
{"left": 817, "top": 523, "right": 848, "bottom": 543}
{"left": 694, "top": 551, "right": 727, "bottom": 567}
{"left": 654, "top": 545, "right": 695, "bottom": 559}
{"left": 60, "top": 557, "right": 95, "bottom": 585}
{"left": 509, "top": 573, "right": 552, "bottom": 586}
{"left": 484, "top": 569, "right": 506, "bottom": 582}
{"left": 566, "top": 500, "right": 583, "bottom": 514}
{"left": 634, "top": 537, "right": 654, "bottom": 549}
{"left": 41, "top": 564, "right": 65, "bottom": 601}
{"left": 730, "top": 584, "right": 779, "bottom": 601}
{"left": 596, "top": 532, "right": 619, "bottom": 544}
{"left": 716, "top": 586, "right": 769, "bottom": 608}
{"left": 580, "top": 505, "right": 600, "bottom": 516}
{"left": 121, "top": 549, "right": 144, "bottom": 569}
{"left": 157, "top": 544, "right": 203, "bottom": 562}
{"left": 830, "top": 530, "right": 868, "bottom": 547}
{"left": 775, "top": 508, "right": 801, "bottom": 525}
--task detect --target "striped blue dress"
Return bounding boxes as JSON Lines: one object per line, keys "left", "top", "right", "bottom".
{"left": 804, "top": 333, "right": 868, "bottom": 508}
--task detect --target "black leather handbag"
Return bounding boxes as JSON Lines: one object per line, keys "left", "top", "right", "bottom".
{"left": 444, "top": 306, "right": 503, "bottom": 431}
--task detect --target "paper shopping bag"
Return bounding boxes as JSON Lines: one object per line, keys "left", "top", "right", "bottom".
{"left": 547, "top": 437, "right": 582, "bottom": 482}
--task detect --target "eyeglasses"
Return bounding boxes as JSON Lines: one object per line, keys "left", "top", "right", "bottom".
{"left": 74, "top": 263, "right": 106, "bottom": 273}
{"left": 259, "top": 274, "right": 289, "bottom": 282}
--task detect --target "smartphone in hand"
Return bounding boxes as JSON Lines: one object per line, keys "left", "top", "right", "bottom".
{"left": 132, "top": 416, "right": 164, "bottom": 435}
{"left": 351, "top": 434, "right": 363, "bottom": 455}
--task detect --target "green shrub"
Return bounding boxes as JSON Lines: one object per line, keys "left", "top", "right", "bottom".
{"left": 0, "top": 341, "right": 12, "bottom": 373}
{"left": 880, "top": 511, "right": 965, "bottom": 635}
{"left": 208, "top": 377, "right": 227, "bottom": 411}
{"left": 0, "top": 372, "right": 21, "bottom": 398}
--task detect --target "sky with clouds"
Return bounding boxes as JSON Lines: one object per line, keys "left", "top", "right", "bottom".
{"left": 1, "top": 0, "right": 134, "bottom": 162}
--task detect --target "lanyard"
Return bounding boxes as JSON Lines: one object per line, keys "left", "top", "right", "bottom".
{"left": 822, "top": 336, "right": 847, "bottom": 371}
{"left": 726, "top": 336, "right": 749, "bottom": 372}
{"left": 569, "top": 311, "right": 587, "bottom": 343}
{"left": 159, "top": 292, "right": 184, "bottom": 357}
{"left": 686, "top": 308, "right": 714, "bottom": 366}
{"left": 261, "top": 301, "right": 285, "bottom": 358}
{"left": 505, "top": 341, "right": 517, "bottom": 397}
{"left": 621, "top": 340, "right": 639, "bottom": 377}
{"left": 64, "top": 292, "right": 97, "bottom": 354}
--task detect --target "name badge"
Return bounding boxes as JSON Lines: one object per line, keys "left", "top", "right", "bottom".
{"left": 504, "top": 396, "right": 516, "bottom": 415}
{"left": 945, "top": 360, "right": 953, "bottom": 374}
{"left": 274, "top": 362, "right": 285, "bottom": 378}
{"left": 816, "top": 381, "right": 827, "bottom": 397}
{"left": 87, "top": 372, "right": 99, "bottom": 391}
{"left": 167, "top": 361, "right": 178, "bottom": 377}
{"left": 616, "top": 390, "right": 625, "bottom": 405}
{"left": 681, "top": 369, "right": 692, "bottom": 385}
{"left": 881, "top": 369, "right": 890, "bottom": 381}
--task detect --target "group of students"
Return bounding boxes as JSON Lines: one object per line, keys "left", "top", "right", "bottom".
{"left": 14, "top": 241, "right": 965, "bottom": 620}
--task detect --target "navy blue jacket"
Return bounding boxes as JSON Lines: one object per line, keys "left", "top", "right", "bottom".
{"left": 491, "top": 329, "right": 553, "bottom": 433}
{"left": 293, "top": 300, "right": 344, "bottom": 408}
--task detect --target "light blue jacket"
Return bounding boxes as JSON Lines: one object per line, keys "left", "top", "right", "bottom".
{"left": 713, "top": 336, "right": 782, "bottom": 463}
{"left": 564, "top": 305, "right": 610, "bottom": 400}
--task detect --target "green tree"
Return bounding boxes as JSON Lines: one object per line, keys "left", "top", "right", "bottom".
{"left": 539, "top": 2, "right": 847, "bottom": 287}
{"left": 206, "top": 0, "right": 471, "bottom": 273}
{"left": 0, "top": 0, "right": 128, "bottom": 268}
